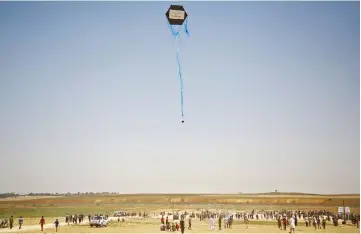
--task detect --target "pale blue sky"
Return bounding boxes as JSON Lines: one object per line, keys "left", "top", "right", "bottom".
{"left": 0, "top": 2, "right": 359, "bottom": 194}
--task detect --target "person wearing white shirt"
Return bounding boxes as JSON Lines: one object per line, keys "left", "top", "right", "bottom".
{"left": 289, "top": 216, "right": 296, "bottom": 233}
{"left": 209, "top": 216, "right": 215, "bottom": 230}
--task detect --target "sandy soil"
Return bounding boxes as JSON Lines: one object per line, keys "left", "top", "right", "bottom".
{"left": 0, "top": 217, "right": 358, "bottom": 233}
{"left": 0, "top": 194, "right": 359, "bottom": 233}
{"left": 0, "top": 218, "right": 89, "bottom": 233}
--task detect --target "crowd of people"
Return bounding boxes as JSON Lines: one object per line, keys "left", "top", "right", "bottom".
{"left": 158, "top": 208, "right": 360, "bottom": 233}
{"left": 1, "top": 208, "right": 359, "bottom": 232}
{"left": 114, "top": 212, "right": 148, "bottom": 217}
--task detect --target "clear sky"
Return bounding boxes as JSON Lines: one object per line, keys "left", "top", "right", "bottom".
{"left": 0, "top": 2, "right": 359, "bottom": 194}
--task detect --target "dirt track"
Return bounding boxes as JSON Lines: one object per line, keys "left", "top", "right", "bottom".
{"left": 0, "top": 219, "right": 87, "bottom": 233}
{"left": 0, "top": 217, "right": 122, "bottom": 233}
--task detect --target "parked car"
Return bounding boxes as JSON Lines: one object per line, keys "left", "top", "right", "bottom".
{"left": 90, "top": 216, "right": 108, "bottom": 227}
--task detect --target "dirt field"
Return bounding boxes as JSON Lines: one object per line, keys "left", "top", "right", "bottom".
{"left": 4, "top": 218, "right": 361, "bottom": 233}
{"left": 0, "top": 193, "right": 359, "bottom": 217}
{"left": 0, "top": 193, "right": 359, "bottom": 233}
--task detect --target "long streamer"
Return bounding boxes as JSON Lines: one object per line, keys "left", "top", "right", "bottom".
{"left": 175, "top": 35, "right": 184, "bottom": 121}
{"left": 169, "top": 19, "right": 189, "bottom": 123}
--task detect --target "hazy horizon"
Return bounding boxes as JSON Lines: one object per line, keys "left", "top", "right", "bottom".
{"left": 0, "top": 2, "right": 359, "bottom": 194}
{"left": 6, "top": 192, "right": 361, "bottom": 196}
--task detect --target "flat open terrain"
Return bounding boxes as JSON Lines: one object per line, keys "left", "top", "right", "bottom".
{"left": 0, "top": 193, "right": 359, "bottom": 218}
{"left": 0, "top": 193, "right": 359, "bottom": 233}
{"left": 19, "top": 218, "right": 361, "bottom": 233}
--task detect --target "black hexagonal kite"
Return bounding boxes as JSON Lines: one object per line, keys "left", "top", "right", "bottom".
{"left": 165, "top": 5, "right": 188, "bottom": 26}
{"left": 165, "top": 5, "right": 189, "bottom": 124}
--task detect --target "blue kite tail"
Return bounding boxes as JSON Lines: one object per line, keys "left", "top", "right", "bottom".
{"left": 184, "top": 18, "right": 189, "bottom": 37}
{"left": 168, "top": 22, "right": 189, "bottom": 122}
{"left": 175, "top": 35, "right": 184, "bottom": 121}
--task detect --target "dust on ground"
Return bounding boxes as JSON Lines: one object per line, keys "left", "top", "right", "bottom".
{"left": 1, "top": 217, "right": 359, "bottom": 233}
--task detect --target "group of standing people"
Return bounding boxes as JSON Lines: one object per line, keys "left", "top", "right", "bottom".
{"left": 160, "top": 215, "right": 187, "bottom": 233}
{"left": 8, "top": 216, "right": 24, "bottom": 230}
{"left": 8, "top": 216, "right": 23, "bottom": 230}
{"left": 7, "top": 216, "right": 60, "bottom": 232}
{"left": 304, "top": 216, "right": 327, "bottom": 229}
{"left": 65, "top": 213, "right": 86, "bottom": 224}
{"left": 160, "top": 215, "right": 190, "bottom": 233}
{"left": 277, "top": 215, "right": 327, "bottom": 233}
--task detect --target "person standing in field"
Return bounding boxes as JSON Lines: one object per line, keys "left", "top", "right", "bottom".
{"left": 40, "top": 216, "right": 45, "bottom": 231}
{"left": 218, "top": 215, "right": 222, "bottom": 230}
{"left": 161, "top": 215, "right": 164, "bottom": 225}
{"left": 278, "top": 216, "right": 282, "bottom": 229}
{"left": 317, "top": 216, "right": 321, "bottom": 229}
{"left": 18, "top": 216, "right": 23, "bottom": 230}
{"left": 54, "top": 219, "right": 59, "bottom": 232}
{"left": 244, "top": 215, "right": 249, "bottom": 229}
{"left": 229, "top": 215, "right": 233, "bottom": 228}
{"left": 289, "top": 216, "right": 295, "bottom": 234}
{"left": 180, "top": 218, "right": 185, "bottom": 234}
{"left": 9, "top": 216, "right": 13, "bottom": 229}
{"left": 322, "top": 217, "right": 326, "bottom": 229}
{"left": 282, "top": 216, "right": 287, "bottom": 230}
{"left": 188, "top": 217, "right": 192, "bottom": 230}
{"left": 312, "top": 217, "right": 317, "bottom": 229}
{"left": 304, "top": 216, "right": 308, "bottom": 227}
{"left": 209, "top": 215, "right": 215, "bottom": 230}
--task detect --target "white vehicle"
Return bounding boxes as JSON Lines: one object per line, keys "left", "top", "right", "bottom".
{"left": 114, "top": 211, "right": 127, "bottom": 217}
{"left": 90, "top": 216, "right": 108, "bottom": 227}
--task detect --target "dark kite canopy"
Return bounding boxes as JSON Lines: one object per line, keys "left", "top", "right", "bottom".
{"left": 165, "top": 5, "right": 188, "bottom": 26}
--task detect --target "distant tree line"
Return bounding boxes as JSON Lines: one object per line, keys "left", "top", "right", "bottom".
{"left": 0, "top": 192, "right": 120, "bottom": 197}
{"left": 0, "top": 193, "right": 19, "bottom": 198}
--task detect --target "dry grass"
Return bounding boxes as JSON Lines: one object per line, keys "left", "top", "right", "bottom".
{"left": 0, "top": 194, "right": 359, "bottom": 233}
{"left": 19, "top": 218, "right": 361, "bottom": 233}
{"left": 0, "top": 193, "right": 359, "bottom": 218}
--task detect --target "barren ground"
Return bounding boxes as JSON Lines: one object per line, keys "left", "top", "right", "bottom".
{"left": 0, "top": 193, "right": 359, "bottom": 233}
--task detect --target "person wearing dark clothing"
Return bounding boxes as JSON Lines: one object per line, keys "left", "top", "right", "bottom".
{"left": 277, "top": 217, "right": 282, "bottom": 229}
{"left": 18, "top": 216, "right": 23, "bottom": 230}
{"left": 9, "top": 216, "right": 13, "bottom": 229}
{"left": 180, "top": 219, "right": 185, "bottom": 234}
{"left": 218, "top": 216, "right": 222, "bottom": 230}
{"left": 322, "top": 218, "right": 326, "bottom": 229}
{"left": 317, "top": 217, "right": 321, "bottom": 229}
{"left": 54, "top": 219, "right": 59, "bottom": 232}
